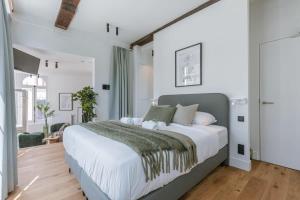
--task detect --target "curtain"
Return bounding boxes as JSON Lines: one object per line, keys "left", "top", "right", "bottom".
{"left": 110, "top": 46, "right": 133, "bottom": 119}
{"left": 0, "top": 1, "right": 18, "bottom": 199}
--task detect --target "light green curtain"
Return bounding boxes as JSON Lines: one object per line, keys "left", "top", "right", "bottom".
{"left": 0, "top": 1, "right": 18, "bottom": 199}
{"left": 110, "top": 46, "right": 133, "bottom": 119}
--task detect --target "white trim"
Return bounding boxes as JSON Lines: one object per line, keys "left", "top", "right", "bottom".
{"left": 251, "top": 150, "right": 260, "bottom": 160}
{"left": 230, "top": 157, "right": 251, "bottom": 171}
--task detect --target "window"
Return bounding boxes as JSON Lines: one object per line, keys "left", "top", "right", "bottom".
{"left": 15, "top": 89, "right": 27, "bottom": 133}
{"left": 22, "top": 75, "right": 47, "bottom": 123}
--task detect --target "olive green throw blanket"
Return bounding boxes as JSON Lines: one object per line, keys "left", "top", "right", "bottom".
{"left": 80, "top": 121, "right": 198, "bottom": 182}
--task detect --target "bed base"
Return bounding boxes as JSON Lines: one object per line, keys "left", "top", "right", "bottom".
{"left": 65, "top": 145, "right": 228, "bottom": 200}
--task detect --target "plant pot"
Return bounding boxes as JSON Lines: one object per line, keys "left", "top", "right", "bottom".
{"left": 82, "top": 113, "right": 91, "bottom": 123}
{"left": 43, "top": 126, "right": 49, "bottom": 138}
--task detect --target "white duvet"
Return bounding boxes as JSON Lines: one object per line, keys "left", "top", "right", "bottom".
{"left": 63, "top": 123, "right": 227, "bottom": 200}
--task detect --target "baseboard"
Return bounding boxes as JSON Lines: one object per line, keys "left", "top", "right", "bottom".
{"left": 230, "top": 157, "right": 251, "bottom": 171}
{"left": 251, "top": 150, "right": 260, "bottom": 160}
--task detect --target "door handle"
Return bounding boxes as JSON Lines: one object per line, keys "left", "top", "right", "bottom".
{"left": 262, "top": 101, "right": 274, "bottom": 105}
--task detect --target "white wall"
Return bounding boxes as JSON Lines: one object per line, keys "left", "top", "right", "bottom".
{"left": 249, "top": 0, "right": 300, "bottom": 159}
{"left": 47, "top": 74, "right": 92, "bottom": 123}
{"left": 11, "top": 18, "right": 129, "bottom": 120}
{"left": 133, "top": 43, "right": 154, "bottom": 117}
{"left": 153, "top": 0, "right": 250, "bottom": 170}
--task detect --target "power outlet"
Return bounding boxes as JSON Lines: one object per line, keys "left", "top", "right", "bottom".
{"left": 238, "top": 144, "right": 245, "bottom": 155}
{"left": 238, "top": 116, "right": 245, "bottom": 122}
{"left": 102, "top": 84, "right": 110, "bottom": 90}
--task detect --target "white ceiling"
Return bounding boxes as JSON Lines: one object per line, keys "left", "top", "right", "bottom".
{"left": 14, "top": 44, "right": 94, "bottom": 75}
{"left": 12, "top": 0, "right": 207, "bottom": 43}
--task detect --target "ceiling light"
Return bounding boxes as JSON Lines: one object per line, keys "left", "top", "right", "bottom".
{"left": 116, "top": 27, "right": 119, "bottom": 36}
{"left": 106, "top": 23, "right": 120, "bottom": 36}
{"left": 107, "top": 23, "right": 110, "bottom": 32}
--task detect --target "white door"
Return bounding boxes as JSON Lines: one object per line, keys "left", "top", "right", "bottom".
{"left": 260, "top": 37, "right": 300, "bottom": 170}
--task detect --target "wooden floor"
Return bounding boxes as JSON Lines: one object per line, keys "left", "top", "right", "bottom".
{"left": 8, "top": 143, "right": 300, "bottom": 200}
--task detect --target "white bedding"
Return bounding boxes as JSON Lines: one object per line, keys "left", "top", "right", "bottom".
{"left": 63, "top": 123, "right": 228, "bottom": 200}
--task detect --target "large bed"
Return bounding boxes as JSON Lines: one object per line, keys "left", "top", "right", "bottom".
{"left": 63, "top": 93, "right": 229, "bottom": 200}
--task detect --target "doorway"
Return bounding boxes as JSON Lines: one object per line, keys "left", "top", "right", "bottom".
{"left": 260, "top": 36, "right": 300, "bottom": 170}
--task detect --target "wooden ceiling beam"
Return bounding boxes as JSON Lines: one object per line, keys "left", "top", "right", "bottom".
{"left": 55, "top": 0, "right": 81, "bottom": 30}
{"left": 130, "top": 0, "right": 221, "bottom": 49}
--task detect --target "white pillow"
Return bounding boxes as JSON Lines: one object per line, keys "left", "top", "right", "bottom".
{"left": 120, "top": 117, "right": 143, "bottom": 126}
{"left": 142, "top": 121, "right": 158, "bottom": 130}
{"left": 132, "top": 118, "right": 143, "bottom": 126}
{"left": 142, "top": 121, "right": 167, "bottom": 130}
{"left": 192, "top": 112, "right": 217, "bottom": 126}
{"left": 120, "top": 117, "right": 133, "bottom": 125}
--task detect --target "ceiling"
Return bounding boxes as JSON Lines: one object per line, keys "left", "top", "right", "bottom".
{"left": 14, "top": 44, "right": 94, "bottom": 75}
{"left": 12, "top": 0, "right": 207, "bottom": 43}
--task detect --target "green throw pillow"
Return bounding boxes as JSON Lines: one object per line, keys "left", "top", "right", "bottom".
{"left": 143, "top": 106, "right": 177, "bottom": 125}
{"left": 173, "top": 104, "right": 199, "bottom": 126}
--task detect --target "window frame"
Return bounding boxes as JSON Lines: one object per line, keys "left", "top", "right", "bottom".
{"left": 15, "top": 89, "right": 28, "bottom": 133}
{"left": 22, "top": 75, "right": 48, "bottom": 123}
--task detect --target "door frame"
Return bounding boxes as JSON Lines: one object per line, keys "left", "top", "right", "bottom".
{"left": 15, "top": 89, "right": 28, "bottom": 133}
{"left": 258, "top": 35, "right": 300, "bottom": 160}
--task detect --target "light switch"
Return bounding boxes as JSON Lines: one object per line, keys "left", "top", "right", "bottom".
{"left": 238, "top": 116, "right": 245, "bottom": 122}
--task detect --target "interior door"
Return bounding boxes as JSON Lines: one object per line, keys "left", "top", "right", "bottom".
{"left": 260, "top": 37, "right": 300, "bottom": 170}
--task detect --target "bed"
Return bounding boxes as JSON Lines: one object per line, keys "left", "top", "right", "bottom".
{"left": 64, "top": 93, "right": 229, "bottom": 200}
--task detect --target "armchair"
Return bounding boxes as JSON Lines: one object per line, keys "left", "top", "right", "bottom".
{"left": 50, "top": 123, "right": 70, "bottom": 141}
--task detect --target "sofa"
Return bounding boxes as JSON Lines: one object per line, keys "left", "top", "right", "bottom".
{"left": 18, "top": 132, "right": 45, "bottom": 148}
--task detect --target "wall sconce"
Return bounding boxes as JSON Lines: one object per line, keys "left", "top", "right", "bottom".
{"left": 150, "top": 98, "right": 158, "bottom": 106}
{"left": 230, "top": 98, "right": 248, "bottom": 106}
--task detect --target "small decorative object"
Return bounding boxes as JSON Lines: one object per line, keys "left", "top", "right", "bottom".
{"left": 36, "top": 102, "right": 55, "bottom": 138}
{"left": 59, "top": 93, "right": 73, "bottom": 111}
{"left": 73, "top": 86, "right": 98, "bottom": 123}
{"left": 175, "top": 43, "right": 202, "bottom": 87}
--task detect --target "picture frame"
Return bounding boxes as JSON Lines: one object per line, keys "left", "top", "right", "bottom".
{"left": 59, "top": 93, "right": 73, "bottom": 111}
{"left": 175, "top": 43, "right": 202, "bottom": 87}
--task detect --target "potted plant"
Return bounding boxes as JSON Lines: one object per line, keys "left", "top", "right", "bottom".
{"left": 36, "top": 102, "right": 55, "bottom": 138}
{"left": 73, "top": 86, "right": 98, "bottom": 123}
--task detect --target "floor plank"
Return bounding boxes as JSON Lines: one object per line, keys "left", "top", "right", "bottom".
{"left": 286, "top": 169, "right": 300, "bottom": 200}
{"left": 237, "top": 177, "right": 268, "bottom": 200}
{"left": 8, "top": 144, "right": 83, "bottom": 200}
{"left": 261, "top": 165, "right": 289, "bottom": 200}
{"left": 8, "top": 143, "right": 300, "bottom": 200}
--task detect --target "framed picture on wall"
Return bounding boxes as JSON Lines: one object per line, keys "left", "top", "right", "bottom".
{"left": 59, "top": 93, "right": 73, "bottom": 111}
{"left": 175, "top": 43, "right": 202, "bottom": 87}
